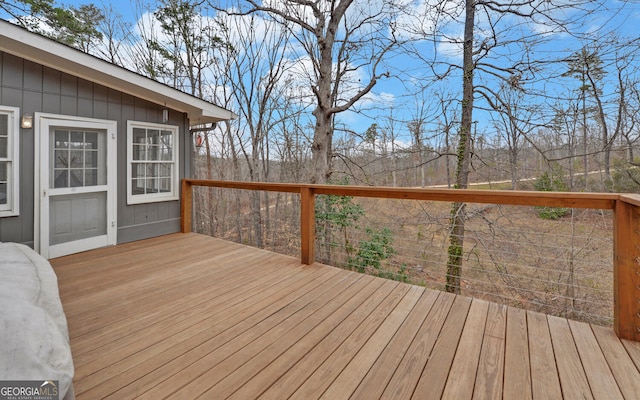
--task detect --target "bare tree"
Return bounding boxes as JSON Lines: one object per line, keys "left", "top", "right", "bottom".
{"left": 94, "top": 4, "right": 132, "bottom": 66}
{"left": 224, "top": 0, "right": 402, "bottom": 183}
{"left": 489, "top": 83, "right": 540, "bottom": 189}
{"left": 208, "top": 7, "right": 302, "bottom": 247}
{"left": 399, "top": 0, "right": 608, "bottom": 294}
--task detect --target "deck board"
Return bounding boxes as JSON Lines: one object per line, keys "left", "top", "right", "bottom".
{"left": 591, "top": 325, "right": 640, "bottom": 399}
{"left": 441, "top": 299, "right": 489, "bottom": 400}
{"left": 472, "top": 302, "right": 506, "bottom": 400}
{"left": 503, "top": 307, "right": 532, "bottom": 400}
{"left": 528, "top": 311, "right": 564, "bottom": 399}
{"left": 569, "top": 320, "right": 624, "bottom": 400}
{"left": 349, "top": 290, "right": 440, "bottom": 399}
{"left": 49, "top": 233, "right": 640, "bottom": 399}
{"left": 547, "top": 315, "right": 593, "bottom": 399}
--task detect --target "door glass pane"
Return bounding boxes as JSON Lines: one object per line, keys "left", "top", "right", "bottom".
{"left": 70, "top": 170, "right": 83, "bottom": 187}
{"left": 54, "top": 150, "right": 67, "bottom": 168}
{"left": 85, "top": 169, "right": 97, "bottom": 186}
{"left": 69, "top": 150, "right": 84, "bottom": 168}
{"left": 51, "top": 129, "right": 105, "bottom": 188}
{"left": 55, "top": 130, "right": 69, "bottom": 148}
{"left": 85, "top": 151, "right": 97, "bottom": 168}
{"left": 85, "top": 132, "right": 98, "bottom": 149}
{"left": 70, "top": 131, "right": 84, "bottom": 148}
{"left": 54, "top": 170, "right": 68, "bottom": 188}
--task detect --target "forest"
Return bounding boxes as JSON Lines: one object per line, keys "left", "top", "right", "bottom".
{"left": 5, "top": 0, "right": 640, "bottom": 324}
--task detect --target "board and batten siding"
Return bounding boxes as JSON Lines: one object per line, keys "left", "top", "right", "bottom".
{"left": 0, "top": 51, "right": 193, "bottom": 248}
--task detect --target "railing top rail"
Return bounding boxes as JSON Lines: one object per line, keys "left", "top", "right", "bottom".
{"left": 183, "top": 179, "right": 619, "bottom": 209}
{"left": 619, "top": 193, "right": 640, "bottom": 207}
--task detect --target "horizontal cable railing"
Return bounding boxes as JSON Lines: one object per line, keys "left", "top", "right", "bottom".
{"left": 181, "top": 179, "right": 640, "bottom": 341}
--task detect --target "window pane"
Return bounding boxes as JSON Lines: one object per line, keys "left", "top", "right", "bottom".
{"left": 133, "top": 143, "right": 145, "bottom": 161}
{"left": 0, "top": 114, "right": 7, "bottom": 135}
{"left": 147, "top": 163, "right": 158, "bottom": 177}
{"left": 146, "top": 178, "right": 158, "bottom": 193}
{"left": 0, "top": 161, "right": 6, "bottom": 180}
{"left": 0, "top": 137, "right": 6, "bottom": 158}
{"left": 158, "top": 163, "right": 171, "bottom": 177}
{"left": 147, "top": 145, "right": 159, "bottom": 161}
{"left": 130, "top": 163, "right": 143, "bottom": 179}
{"left": 158, "top": 177, "right": 171, "bottom": 193}
{"left": 0, "top": 183, "right": 6, "bottom": 205}
{"left": 160, "top": 148, "right": 172, "bottom": 161}
{"left": 133, "top": 128, "right": 146, "bottom": 143}
{"left": 131, "top": 178, "right": 145, "bottom": 194}
{"left": 148, "top": 129, "right": 160, "bottom": 145}
{"left": 160, "top": 136, "right": 172, "bottom": 160}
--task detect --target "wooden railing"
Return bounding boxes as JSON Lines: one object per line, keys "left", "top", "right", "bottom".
{"left": 180, "top": 178, "right": 640, "bottom": 341}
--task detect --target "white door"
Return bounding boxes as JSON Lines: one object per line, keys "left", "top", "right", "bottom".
{"left": 36, "top": 114, "right": 117, "bottom": 259}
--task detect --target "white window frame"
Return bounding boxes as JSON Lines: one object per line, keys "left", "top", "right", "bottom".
{"left": 126, "top": 120, "right": 179, "bottom": 205}
{"left": 0, "top": 106, "right": 20, "bottom": 217}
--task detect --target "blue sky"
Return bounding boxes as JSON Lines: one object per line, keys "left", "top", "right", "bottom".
{"left": 6, "top": 0, "right": 640, "bottom": 148}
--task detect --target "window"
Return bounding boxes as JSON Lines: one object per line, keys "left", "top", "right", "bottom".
{"left": 127, "top": 121, "right": 179, "bottom": 204}
{"left": 0, "top": 106, "right": 19, "bottom": 217}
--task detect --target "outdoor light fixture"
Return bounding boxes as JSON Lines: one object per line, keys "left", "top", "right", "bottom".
{"left": 162, "top": 108, "right": 169, "bottom": 123}
{"left": 21, "top": 113, "right": 33, "bottom": 129}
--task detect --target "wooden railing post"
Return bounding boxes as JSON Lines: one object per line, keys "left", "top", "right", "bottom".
{"left": 614, "top": 196, "right": 640, "bottom": 341}
{"left": 300, "top": 186, "right": 315, "bottom": 265}
{"left": 181, "top": 179, "right": 193, "bottom": 233}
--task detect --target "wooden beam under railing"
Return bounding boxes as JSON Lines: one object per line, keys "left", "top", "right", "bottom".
{"left": 614, "top": 194, "right": 640, "bottom": 341}
{"left": 180, "top": 179, "right": 640, "bottom": 341}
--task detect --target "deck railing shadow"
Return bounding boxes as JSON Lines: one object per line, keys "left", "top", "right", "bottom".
{"left": 180, "top": 179, "right": 640, "bottom": 342}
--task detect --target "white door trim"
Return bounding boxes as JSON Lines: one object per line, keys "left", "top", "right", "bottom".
{"left": 34, "top": 113, "right": 117, "bottom": 258}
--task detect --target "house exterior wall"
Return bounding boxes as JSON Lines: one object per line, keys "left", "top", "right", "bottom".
{"left": 0, "top": 51, "right": 193, "bottom": 248}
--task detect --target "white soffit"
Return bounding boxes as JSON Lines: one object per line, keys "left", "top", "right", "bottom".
{"left": 0, "top": 20, "right": 236, "bottom": 124}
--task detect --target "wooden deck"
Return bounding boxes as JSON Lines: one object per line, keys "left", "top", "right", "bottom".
{"left": 50, "top": 233, "right": 640, "bottom": 399}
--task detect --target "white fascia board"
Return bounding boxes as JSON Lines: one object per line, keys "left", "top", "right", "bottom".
{"left": 0, "top": 20, "right": 237, "bottom": 124}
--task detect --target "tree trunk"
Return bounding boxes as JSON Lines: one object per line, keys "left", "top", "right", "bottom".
{"left": 310, "top": 21, "right": 336, "bottom": 184}
{"left": 311, "top": 102, "right": 334, "bottom": 183}
{"left": 445, "top": 0, "right": 475, "bottom": 294}
{"left": 582, "top": 90, "right": 589, "bottom": 189}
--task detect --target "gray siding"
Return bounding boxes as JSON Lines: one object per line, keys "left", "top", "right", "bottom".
{"left": 0, "top": 51, "right": 193, "bottom": 248}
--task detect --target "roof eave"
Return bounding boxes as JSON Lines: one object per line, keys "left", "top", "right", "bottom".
{"left": 0, "top": 20, "right": 235, "bottom": 124}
